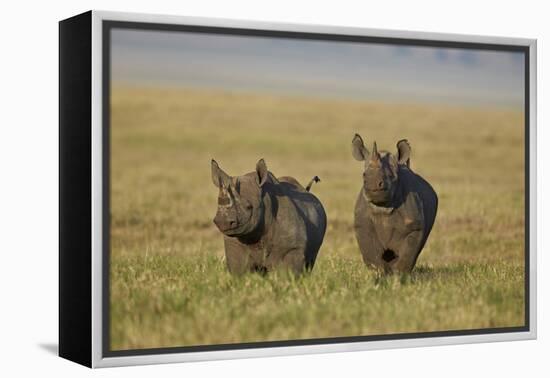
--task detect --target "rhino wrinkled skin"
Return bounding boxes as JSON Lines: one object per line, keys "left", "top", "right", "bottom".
{"left": 352, "top": 134, "right": 438, "bottom": 273}
{"left": 211, "top": 159, "right": 327, "bottom": 275}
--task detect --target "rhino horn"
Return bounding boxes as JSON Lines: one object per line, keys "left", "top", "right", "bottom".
{"left": 371, "top": 141, "right": 380, "bottom": 162}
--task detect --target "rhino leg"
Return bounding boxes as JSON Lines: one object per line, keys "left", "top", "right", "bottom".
{"left": 355, "top": 227, "right": 387, "bottom": 271}
{"left": 280, "top": 248, "right": 306, "bottom": 275}
{"left": 391, "top": 229, "right": 424, "bottom": 273}
{"left": 224, "top": 237, "right": 255, "bottom": 274}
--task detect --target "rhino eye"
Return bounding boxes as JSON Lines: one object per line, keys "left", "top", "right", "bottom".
{"left": 241, "top": 198, "right": 253, "bottom": 210}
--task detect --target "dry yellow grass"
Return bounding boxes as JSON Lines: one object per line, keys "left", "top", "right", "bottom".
{"left": 110, "top": 85, "right": 525, "bottom": 350}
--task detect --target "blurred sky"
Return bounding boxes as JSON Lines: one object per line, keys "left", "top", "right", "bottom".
{"left": 111, "top": 28, "right": 525, "bottom": 108}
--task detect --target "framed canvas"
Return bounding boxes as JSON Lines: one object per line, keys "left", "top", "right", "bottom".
{"left": 59, "top": 10, "right": 537, "bottom": 368}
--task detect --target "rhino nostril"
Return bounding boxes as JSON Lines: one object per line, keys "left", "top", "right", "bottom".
{"left": 378, "top": 181, "right": 384, "bottom": 189}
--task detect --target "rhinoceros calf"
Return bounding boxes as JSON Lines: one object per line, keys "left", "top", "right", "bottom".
{"left": 211, "top": 159, "right": 326, "bottom": 275}
{"left": 351, "top": 134, "right": 438, "bottom": 273}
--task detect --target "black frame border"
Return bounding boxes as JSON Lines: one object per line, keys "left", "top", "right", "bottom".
{"left": 101, "top": 19, "right": 531, "bottom": 358}
{"left": 59, "top": 11, "right": 93, "bottom": 367}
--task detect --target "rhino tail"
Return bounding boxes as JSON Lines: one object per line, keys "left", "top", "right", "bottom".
{"left": 305, "top": 176, "right": 321, "bottom": 192}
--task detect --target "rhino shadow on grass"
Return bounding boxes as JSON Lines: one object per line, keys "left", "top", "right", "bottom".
{"left": 352, "top": 134, "right": 438, "bottom": 273}
{"left": 211, "top": 158, "right": 327, "bottom": 275}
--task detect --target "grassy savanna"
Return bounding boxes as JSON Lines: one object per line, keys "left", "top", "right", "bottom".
{"left": 110, "top": 86, "right": 525, "bottom": 350}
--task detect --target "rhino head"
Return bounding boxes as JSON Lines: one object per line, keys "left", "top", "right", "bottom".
{"left": 352, "top": 134, "right": 411, "bottom": 206}
{"left": 211, "top": 158, "right": 269, "bottom": 237}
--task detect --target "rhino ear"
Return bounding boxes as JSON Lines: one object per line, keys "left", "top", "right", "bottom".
{"left": 396, "top": 139, "right": 411, "bottom": 167}
{"left": 211, "top": 159, "right": 231, "bottom": 188}
{"left": 255, "top": 159, "right": 269, "bottom": 187}
{"left": 352, "top": 134, "right": 369, "bottom": 161}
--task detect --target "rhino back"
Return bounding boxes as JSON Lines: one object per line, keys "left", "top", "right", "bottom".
{"left": 278, "top": 176, "right": 307, "bottom": 192}
{"left": 279, "top": 181, "right": 326, "bottom": 232}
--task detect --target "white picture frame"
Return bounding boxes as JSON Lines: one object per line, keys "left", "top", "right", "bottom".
{"left": 59, "top": 10, "right": 537, "bottom": 368}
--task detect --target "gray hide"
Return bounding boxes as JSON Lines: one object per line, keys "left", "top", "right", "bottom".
{"left": 211, "top": 159, "right": 327, "bottom": 275}
{"left": 352, "top": 134, "right": 438, "bottom": 273}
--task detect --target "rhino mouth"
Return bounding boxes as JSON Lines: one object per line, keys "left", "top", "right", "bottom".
{"left": 365, "top": 188, "right": 392, "bottom": 204}
{"left": 223, "top": 226, "right": 244, "bottom": 236}
{"left": 369, "top": 188, "right": 389, "bottom": 195}
{"left": 220, "top": 213, "right": 253, "bottom": 236}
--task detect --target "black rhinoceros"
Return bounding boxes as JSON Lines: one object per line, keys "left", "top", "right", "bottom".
{"left": 211, "top": 158, "right": 326, "bottom": 275}
{"left": 351, "top": 134, "right": 438, "bottom": 273}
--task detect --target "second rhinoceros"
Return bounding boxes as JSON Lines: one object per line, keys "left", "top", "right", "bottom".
{"left": 211, "top": 158, "right": 326, "bottom": 275}
{"left": 351, "top": 134, "right": 438, "bottom": 273}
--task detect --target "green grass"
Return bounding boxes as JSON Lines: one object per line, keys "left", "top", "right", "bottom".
{"left": 110, "top": 85, "right": 526, "bottom": 350}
